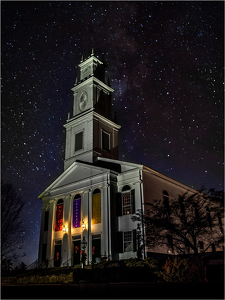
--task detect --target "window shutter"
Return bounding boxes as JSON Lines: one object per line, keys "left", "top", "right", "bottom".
{"left": 116, "top": 193, "right": 122, "bottom": 216}
{"left": 118, "top": 232, "right": 123, "bottom": 253}
{"left": 131, "top": 189, "right": 135, "bottom": 214}
{"left": 132, "top": 229, "right": 137, "bottom": 252}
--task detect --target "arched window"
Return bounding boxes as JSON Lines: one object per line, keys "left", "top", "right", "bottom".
{"left": 122, "top": 185, "right": 131, "bottom": 192}
{"left": 163, "top": 190, "right": 169, "bottom": 212}
{"left": 121, "top": 185, "right": 135, "bottom": 215}
{"left": 93, "top": 188, "right": 101, "bottom": 195}
{"left": 163, "top": 190, "right": 169, "bottom": 197}
{"left": 57, "top": 199, "right": 63, "bottom": 205}
{"left": 116, "top": 186, "right": 135, "bottom": 216}
{"left": 122, "top": 185, "right": 131, "bottom": 215}
{"left": 92, "top": 189, "right": 101, "bottom": 224}
{"left": 73, "top": 194, "right": 81, "bottom": 228}
{"left": 55, "top": 199, "right": 64, "bottom": 231}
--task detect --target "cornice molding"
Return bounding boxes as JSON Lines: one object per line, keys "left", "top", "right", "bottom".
{"left": 93, "top": 111, "right": 121, "bottom": 130}
{"left": 71, "top": 76, "right": 114, "bottom": 93}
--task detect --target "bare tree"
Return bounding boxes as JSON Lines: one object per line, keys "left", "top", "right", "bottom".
{"left": 1, "top": 181, "right": 25, "bottom": 259}
{"left": 18, "top": 261, "right": 27, "bottom": 272}
{"left": 132, "top": 190, "right": 224, "bottom": 256}
{"left": 1, "top": 257, "right": 13, "bottom": 274}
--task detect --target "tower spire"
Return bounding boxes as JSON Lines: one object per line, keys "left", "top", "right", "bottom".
{"left": 64, "top": 53, "right": 120, "bottom": 168}
{"left": 91, "top": 47, "right": 94, "bottom": 56}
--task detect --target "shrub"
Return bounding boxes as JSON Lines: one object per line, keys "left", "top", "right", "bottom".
{"left": 15, "top": 272, "right": 73, "bottom": 284}
{"left": 161, "top": 257, "right": 202, "bottom": 282}
{"left": 124, "top": 257, "right": 158, "bottom": 269}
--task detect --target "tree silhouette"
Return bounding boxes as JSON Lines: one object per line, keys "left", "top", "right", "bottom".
{"left": 132, "top": 189, "right": 224, "bottom": 281}
{"left": 132, "top": 189, "right": 224, "bottom": 256}
{"left": 1, "top": 257, "right": 13, "bottom": 275}
{"left": 18, "top": 261, "right": 27, "bottom": 272}
{"left": 1, "top": 181, "right": 25, "bottom": 259}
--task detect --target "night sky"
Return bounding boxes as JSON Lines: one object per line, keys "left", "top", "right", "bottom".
{"left": 2, "top": 1, "right": 224, "bottom": 266}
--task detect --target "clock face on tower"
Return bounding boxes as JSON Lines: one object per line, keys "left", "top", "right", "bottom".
{"left": 79, "top": 92, "right": 88, "bottom": 111}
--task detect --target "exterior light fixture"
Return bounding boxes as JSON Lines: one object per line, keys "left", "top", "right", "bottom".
{"left": 63, "top": 225, "right": 68, "bottom": 233}
{"left": 81, "top": 236, "right": 87, "bottom": 250}
{"left": 82, "top": 222, "right": 87, "bottom": 230}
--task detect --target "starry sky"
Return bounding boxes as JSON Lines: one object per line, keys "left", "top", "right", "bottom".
{"left": 2, "top": 1, "right": 224, "bottom": 266}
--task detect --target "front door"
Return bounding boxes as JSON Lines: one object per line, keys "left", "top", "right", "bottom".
{"left": 92, "top": 238, "right": 101, "bottom": 263}
{"left": 54, "top": 244, "right": 61, "bottom": 267}
{"left": 73, "top": 240, "right": 81, "bottom": 265}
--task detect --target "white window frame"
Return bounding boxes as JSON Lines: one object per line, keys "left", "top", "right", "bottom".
{"left": 101, "top": 130, "right": 110, "bottom": 151}
{"left": 74, "top": 130, "right": 83, "bottom": 153}
{"left": 122, "top": 191, "right": 131, "bottom": 215}
{"left": 123, "top": 231, "right": 133, "bottom": 252}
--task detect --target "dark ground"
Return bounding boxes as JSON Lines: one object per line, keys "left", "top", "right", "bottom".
{"left": 1, "top": 282, "right": 224, "bottom": 299}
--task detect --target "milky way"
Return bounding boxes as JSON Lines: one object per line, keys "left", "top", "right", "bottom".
{"left": 2, "top": 1, "right": 223, "bottom": 266}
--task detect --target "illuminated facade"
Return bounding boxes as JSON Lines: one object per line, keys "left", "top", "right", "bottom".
{"left": 38, "top": 51, "right": 223, "bottom": 267}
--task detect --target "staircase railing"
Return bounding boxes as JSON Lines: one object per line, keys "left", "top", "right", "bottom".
{"left": 27, "top": 257, "right": 71, "bottom": 269}
{"left": 48, "top": 258, "right": 54, "bottom": 268}
{"left": 63, "top": 257, "right": 72, "bottom": 267}
{"left": 27, "top": 259, "right": 39, "bottom": 270}
{"left": 27, "top": 259, "right": 45, "bottom": 270}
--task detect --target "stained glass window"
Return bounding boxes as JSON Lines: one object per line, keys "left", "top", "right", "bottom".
{"left": 92, "top": 190, "right": 101, "bottom": 224}
{"left": 55, "top": 202, "right": 63, "bottom": 231}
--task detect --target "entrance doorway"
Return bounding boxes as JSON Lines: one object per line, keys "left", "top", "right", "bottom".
{"left": 54, "top": 244, "right": 61, "bottom": 267}
{"left": 73, "top": 240, "right": 81, "bottom": 265}
{"left": 92, "top": 234, "right": 101, "bottom": 263}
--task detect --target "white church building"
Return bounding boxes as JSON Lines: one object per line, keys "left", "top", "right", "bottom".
{"left": 38, "top": 51, "right": 208, "bottom": 268}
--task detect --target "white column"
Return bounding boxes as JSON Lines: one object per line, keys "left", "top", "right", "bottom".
{"left": 107, "top": 182, "right": 112, "bottom": 260}
{"left": 68, "top": 195, "right": 72, "bottom": 265}
{"left": 88, "top": 189, "right": 92, "bottom": 264}
{"left": 62, "top": 195, "right": 70, "bottom": 266}
{"left": 101, "top": 186, "right": 107, "bottom": 258}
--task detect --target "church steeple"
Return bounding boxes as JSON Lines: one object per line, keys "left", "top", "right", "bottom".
{"left": 63, "top": 50, "right": 121, "bottom": 170}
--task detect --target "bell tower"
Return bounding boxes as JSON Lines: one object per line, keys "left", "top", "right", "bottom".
{"left": 63, "top": 49, "right": 121, "bottom": 170}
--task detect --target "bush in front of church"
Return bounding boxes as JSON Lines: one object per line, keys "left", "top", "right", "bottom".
{"left": 161, "top": 256, "right": 202, "bottom": 282}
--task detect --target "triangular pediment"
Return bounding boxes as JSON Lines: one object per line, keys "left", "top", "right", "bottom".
{"left": 38, "top": 161, "right": 110, "bottom": 199}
